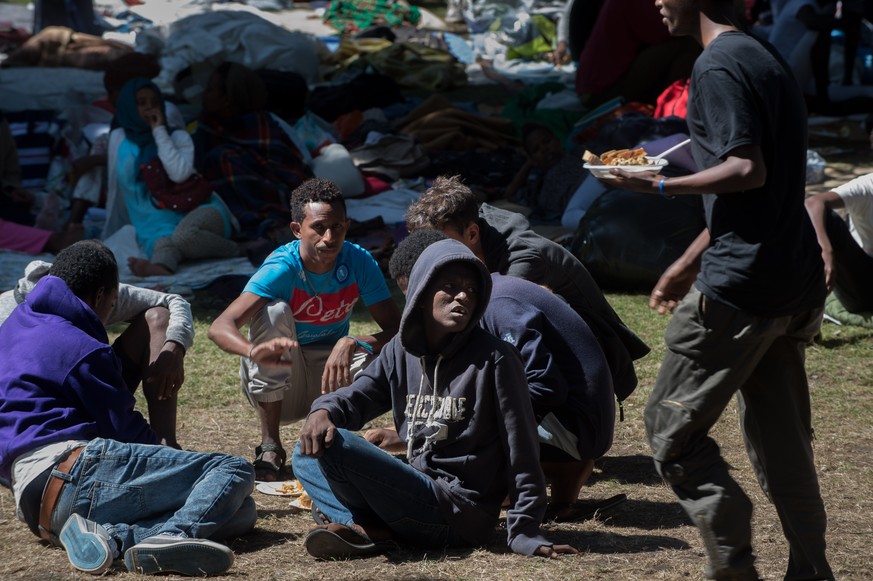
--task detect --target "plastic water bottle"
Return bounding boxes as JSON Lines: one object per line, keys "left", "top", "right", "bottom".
{"left": 806, "top": 150, "right": 827, "bottom": 185}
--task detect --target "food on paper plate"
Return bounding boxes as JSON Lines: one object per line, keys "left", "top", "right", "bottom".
{"left": 583, "top": 148, "right": 650, "bottom": 166}
{"left": 291, "top": 491, "right": 313, "bottom": 510}
{"left": 583, "top": 147, "right": 667, "bottom": 179}
{"left": 582, "top": 150, "right": 605, "bottom": 165}
{"left": 599, "top": 147, "right": 649, "bottom": 166}
{"left": 277, "top": 480, "right": 305, "bottom": 496}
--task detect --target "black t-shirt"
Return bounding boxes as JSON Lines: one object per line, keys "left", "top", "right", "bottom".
{"left": 687, "top": 31, "right": 825, "bottom": 316}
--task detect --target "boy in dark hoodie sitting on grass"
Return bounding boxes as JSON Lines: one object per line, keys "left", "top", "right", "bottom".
{"left": 292, "top": 239, "right": 577, "bottom": 560}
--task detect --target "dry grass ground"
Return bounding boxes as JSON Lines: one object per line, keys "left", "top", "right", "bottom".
{"left": 2, "top": 290, "right": 871, "bottom": 580}
{"left": 1, "top": 149, "right": 871, "bottom": 580}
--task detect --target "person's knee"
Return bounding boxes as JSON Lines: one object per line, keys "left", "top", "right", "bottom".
{"left": 249, "top": 300, "right": 294, "bottom": 343}
{"left": 234, "top": 496, "right": 258, "bottom": 533}
{"left": 210, "top": 496, "right": 257, "bottom": 540}
{"left": 171, "top": 227, "right": 196, "bottom": 248}
{"left": 291, "top": 429, "right": 352, "bottom": 469}
{"left": 291, "top": 440, "right": 323, "bottom": 479}
{"left": 644, "top": 398, "right": 694, "bottom": 485}
{"left": 236, "top": 456, "right": 256, "bottom": 489}
{"left": 143, "top": 306, "right": 170, "bottom": 337}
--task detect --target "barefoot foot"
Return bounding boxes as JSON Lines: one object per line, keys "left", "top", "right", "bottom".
{"left": 128, "top": 257, "right": 174, "bottom": 276}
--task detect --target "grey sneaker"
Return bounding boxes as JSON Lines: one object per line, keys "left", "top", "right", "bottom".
{"left": 123, "top": 534, "right": 234, "bottom": 576}
{"left": 59, "top": 514, "right": 118, "bottom": 575}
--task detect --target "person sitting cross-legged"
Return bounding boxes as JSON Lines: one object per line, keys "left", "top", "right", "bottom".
{"left": 293, "top": 238, "right": 579, "bottom": 560}
{"left": 0, "top": 240, "right": 256, "bottom": 577}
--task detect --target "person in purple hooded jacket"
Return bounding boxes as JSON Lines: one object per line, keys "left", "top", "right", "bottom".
{"left": 0, "top": 240, "right": 255, "bottom": 577}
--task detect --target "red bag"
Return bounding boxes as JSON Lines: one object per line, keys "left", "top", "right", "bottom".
{"left": 140, "top": 157, "right": 213, "bottom": 213}
{"left": 654, "top": 78, "right": 690, "bottom": 119}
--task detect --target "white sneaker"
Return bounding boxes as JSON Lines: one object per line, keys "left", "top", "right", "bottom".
{"left": 59, "top": 514, "right": 118, "bottom": 575}
{"left": 123, "top": 534, "right": 234, "bottom": 576}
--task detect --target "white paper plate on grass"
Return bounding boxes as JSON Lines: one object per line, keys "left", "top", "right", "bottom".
{"left": 256, "top": 480, "right": 303, "bottom": 497}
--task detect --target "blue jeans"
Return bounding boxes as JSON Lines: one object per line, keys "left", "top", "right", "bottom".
{"left": 292, "top": 429, "right": 460, "bottom": 548}
{"left": 49, "top": 439, "right": 257, "bottom": 552}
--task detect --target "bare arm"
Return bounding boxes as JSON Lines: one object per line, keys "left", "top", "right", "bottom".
{"left": 207, "top": 292, "right": 294, "bottom": 367}
{"left": 321, "top": 298, "right": 401, "bottom": 394}
{"left": 804, "top": 190, "right": 845, "bottom": 290}
{"left": 607, "top": 144, "right": 767, "bottom": 197}
{"left": 650, "top": 228, "right": 710, "bottom": 315}
{"left": 359, "top": 298, "right": 402, "bottom": 353}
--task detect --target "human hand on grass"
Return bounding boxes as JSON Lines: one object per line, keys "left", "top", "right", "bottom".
{"left": 534, "top": 544, "right": 579, "bottom": 558}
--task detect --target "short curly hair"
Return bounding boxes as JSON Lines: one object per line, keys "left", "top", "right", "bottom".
{"left": 388, "top": 229, "right": 448, "bottom": 282}
{"left": 48, "top": 240, "right": 118, "bottom": 300}
{"left": 290, "top": 178, "right": 347, "bottom": 223}
{"left": 405, "top": 175, "right": 478, "bottom": 234}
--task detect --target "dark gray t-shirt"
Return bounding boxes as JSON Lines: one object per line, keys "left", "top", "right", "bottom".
{"left": 687, "top": 31, "right": 825, "bottom": 316}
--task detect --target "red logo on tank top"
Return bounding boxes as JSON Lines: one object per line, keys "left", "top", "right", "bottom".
{"left": 289, "top": 286, "right": 360, "bottom": 325}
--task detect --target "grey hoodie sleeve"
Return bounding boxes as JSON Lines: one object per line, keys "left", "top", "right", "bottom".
{"left": 2, "top": 261, "right": 194, "bottom": 351}
{"left": 493, "top": 344, "right": 552, "bottom": 555}
{"left": 106, "top": 284, "right": 195, "bottom": 350}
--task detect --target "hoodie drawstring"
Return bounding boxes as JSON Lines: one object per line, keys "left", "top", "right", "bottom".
{"left": 406, "top": 355, "right": 442, "bottom": 462}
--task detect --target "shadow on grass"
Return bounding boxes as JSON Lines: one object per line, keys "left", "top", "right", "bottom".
{"left": 816, "top": 332, "right": 873, "bottom": 349}
{"left": 598, "top": 498, "right": 692, "bottom": 530}
{"left": 545, "top": 529, "right": 691, "bottom": 554}
{"left": 230, "top": 527, "right": 300, "bottom": 554}
{"left": 381, "top": 530, "right": 690, "bottom": 563}
{"left": 590, "top": 454, "right": 662, "bottom": 486}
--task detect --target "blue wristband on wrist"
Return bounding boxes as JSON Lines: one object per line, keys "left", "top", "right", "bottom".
{"left": 659, "top": 177, "right": 674, "bottom": 199}
{"left": 348, "top": 336, "right": 374, "bottom": 355}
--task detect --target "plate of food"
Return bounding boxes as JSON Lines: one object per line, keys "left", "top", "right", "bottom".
{"left": 582, "top": 148, "right": 668, "bottom": 179}
{"left": 288, "top": 491, "right": 313, "bottom": 511}
{"left": 256, "top": 480, "right": 305, "bottom": 497}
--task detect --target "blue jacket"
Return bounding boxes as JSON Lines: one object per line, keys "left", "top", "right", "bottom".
{"left": 0, "top": 276, "right": 157, "bottom": 481}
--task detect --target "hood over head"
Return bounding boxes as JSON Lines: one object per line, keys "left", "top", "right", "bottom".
{"left": 26, "top": 276, "right": 110, "bottom": 344}
{"left": 400, "top": 238, "right": 491, "bottom": 358}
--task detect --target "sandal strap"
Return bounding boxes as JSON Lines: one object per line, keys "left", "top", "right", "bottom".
{"left": 255, "top": 443, "right": 287, "bottom": 464}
